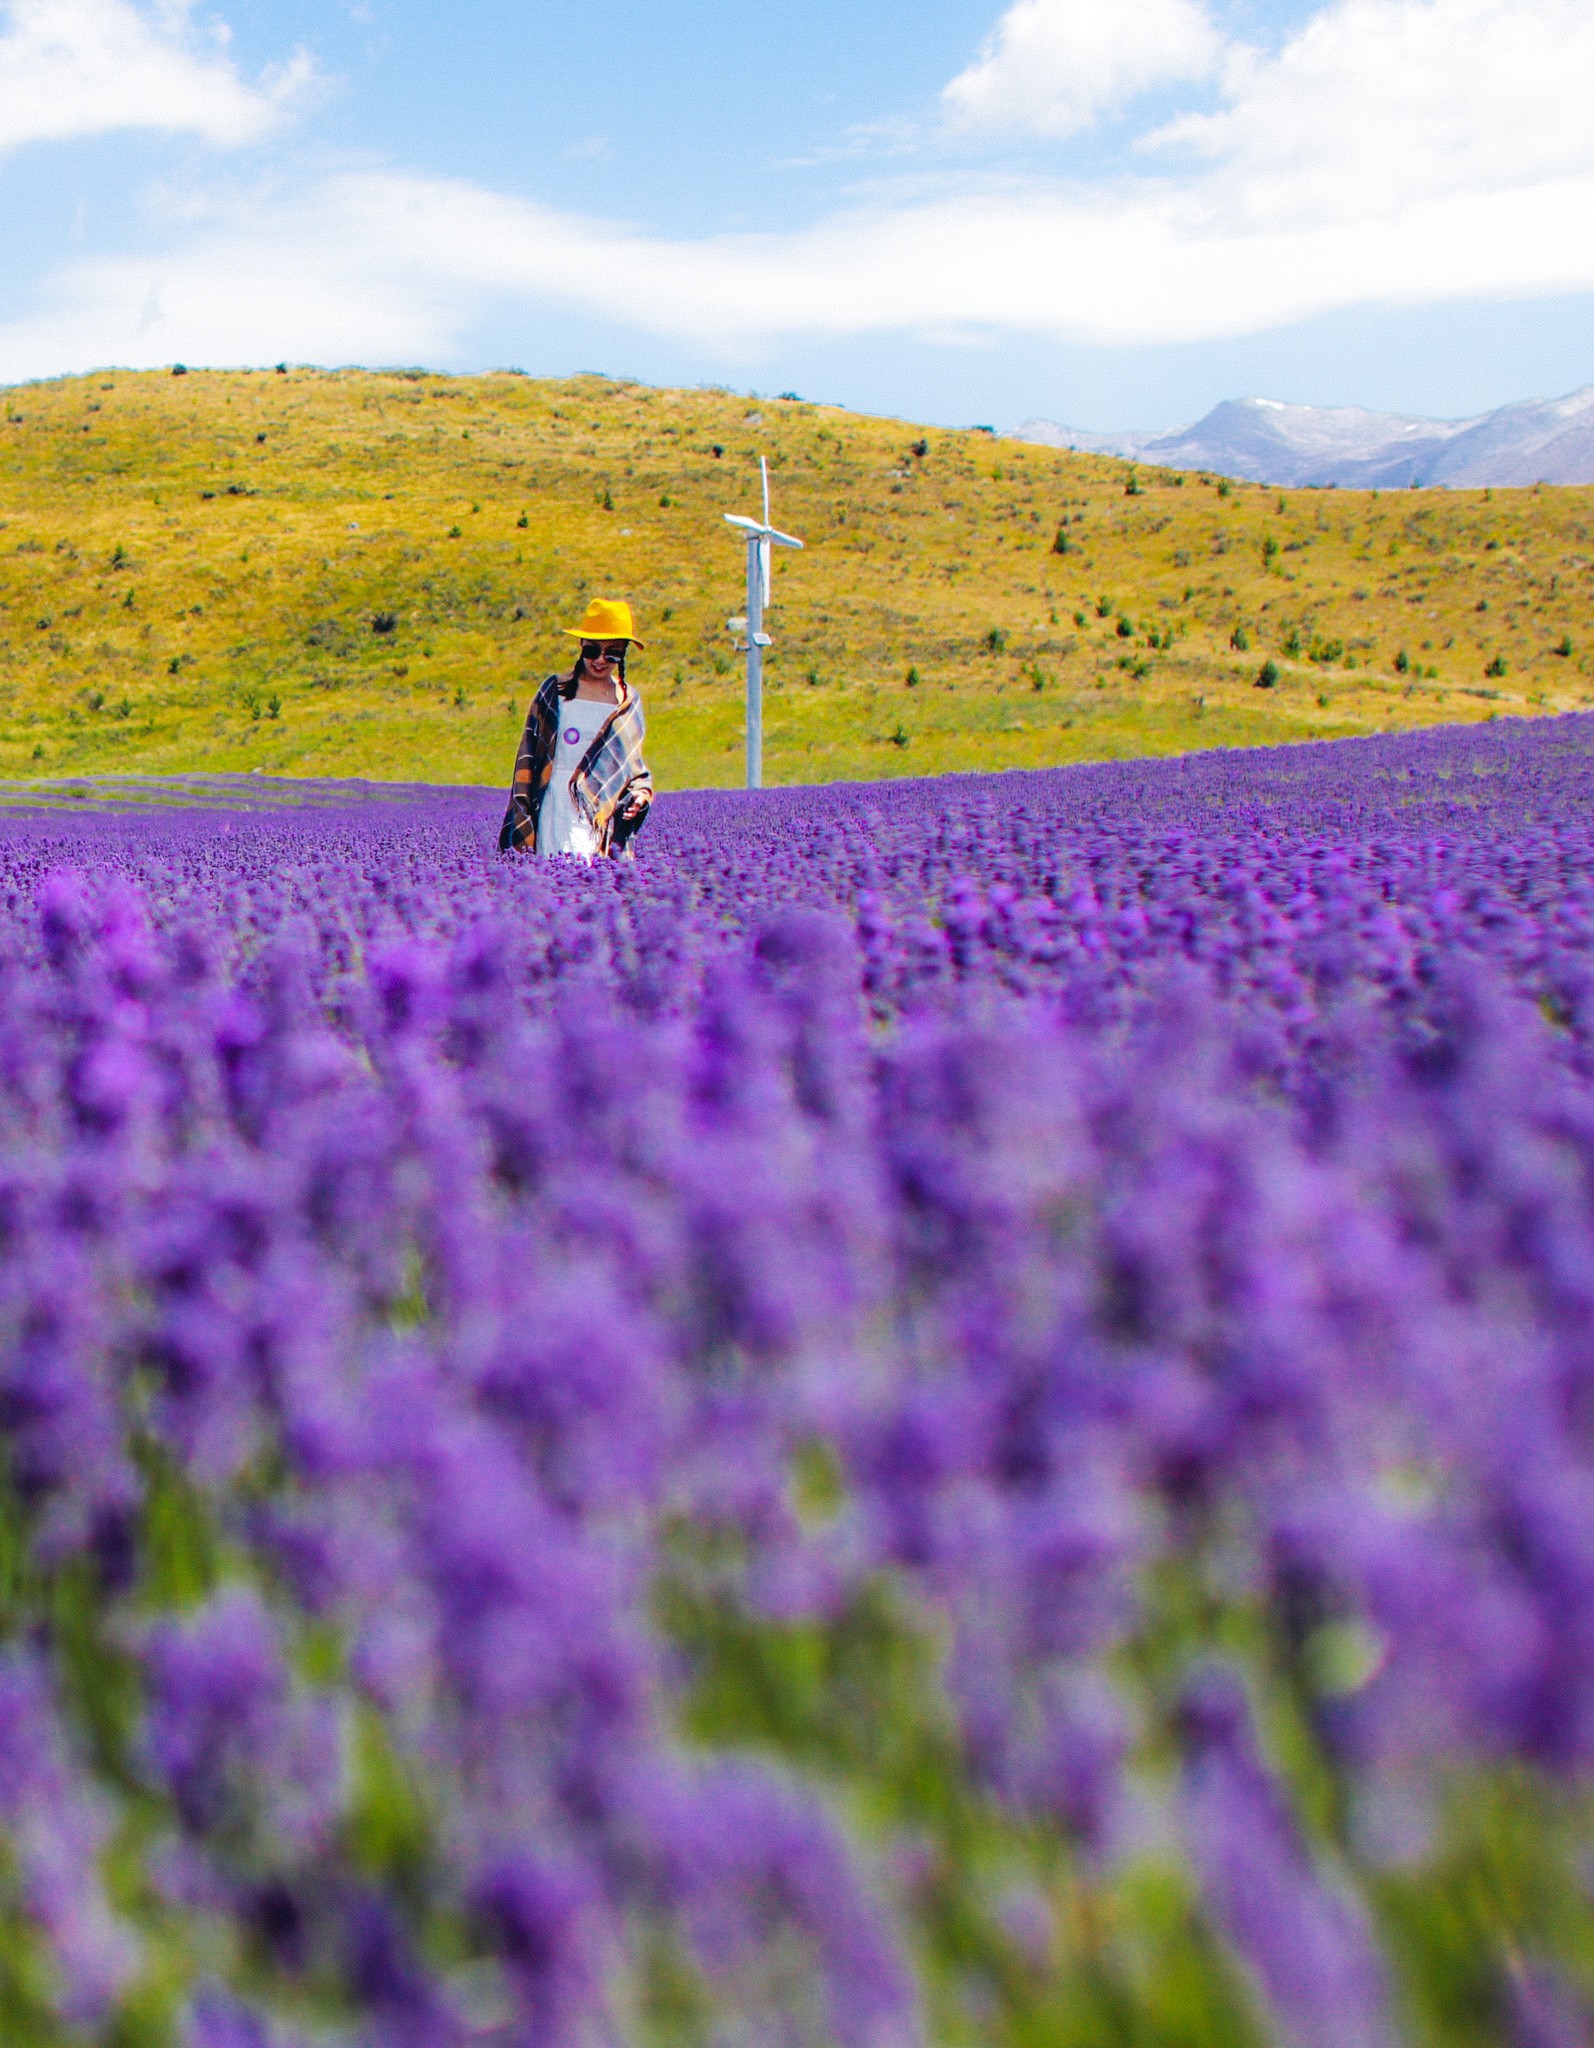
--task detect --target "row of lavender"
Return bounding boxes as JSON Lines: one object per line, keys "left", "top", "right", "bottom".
{"left": 4, "top": 717, "right": 1594, "bottom": 2048}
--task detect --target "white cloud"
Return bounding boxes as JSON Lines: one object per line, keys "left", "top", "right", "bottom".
{"left": 0, "top": 0, "right": 313, "bottom": 151}
{"left": 1151, "top": 0, "right": 1594, "bottom": 224}
{"left": 943, "top": 0, "right": 1222, "bottom": 138}
{"left": 3, "top": 152, "right": 1592, "bottom": 387}
{"left": 0, "top": 0, "right": 1591, "bottom": 377}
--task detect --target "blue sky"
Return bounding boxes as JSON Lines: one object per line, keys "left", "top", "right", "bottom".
{"left": 0, "top": 0, "right": 1590, "bottom": 429}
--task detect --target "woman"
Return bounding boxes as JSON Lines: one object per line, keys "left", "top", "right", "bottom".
{"left": 499, "top": 598, "right": 654, "bottom": 858}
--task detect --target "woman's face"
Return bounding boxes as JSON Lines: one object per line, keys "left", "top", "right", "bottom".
{"left": 581, "top": 639, "right": 628, "bottom": 681}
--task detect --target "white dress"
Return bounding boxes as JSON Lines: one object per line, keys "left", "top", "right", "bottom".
{"left": 536, "top": 692, "right": 613, "bottom": 858}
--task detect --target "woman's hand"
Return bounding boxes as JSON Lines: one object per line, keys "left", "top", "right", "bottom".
{"left": 614, "top": 784, "right": 653, "bottom": 846}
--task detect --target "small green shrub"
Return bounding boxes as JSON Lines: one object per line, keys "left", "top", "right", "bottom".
{"left": 1256, "top": 660, "right": 1280, "bottom": 689}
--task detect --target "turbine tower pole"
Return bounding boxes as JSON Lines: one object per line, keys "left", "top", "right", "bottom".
{"left": 745, "top": 514, "right": 765, "bottom": 791}
{"left": 724, "top": 456, "right": 803, "bottom": 791}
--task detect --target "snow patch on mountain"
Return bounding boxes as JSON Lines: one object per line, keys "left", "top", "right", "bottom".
{"left": 1016, "top": 386, "right": 1594, "bottom": 487}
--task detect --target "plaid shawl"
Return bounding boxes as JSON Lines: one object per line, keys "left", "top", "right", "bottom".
{"left": 498, "top": 673, "right": 654, "bottom": 857}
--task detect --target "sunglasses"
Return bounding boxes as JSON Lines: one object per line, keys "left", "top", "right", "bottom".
{"left": 581, "top": 641, "right": 628, "bottom": 662}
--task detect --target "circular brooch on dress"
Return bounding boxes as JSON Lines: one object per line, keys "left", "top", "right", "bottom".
{"left": 564, "top": 727, "right": 581, "bottom": 746}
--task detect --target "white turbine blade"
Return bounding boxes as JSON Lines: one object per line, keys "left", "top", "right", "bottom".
{"left": 761, "top": 455, "right": 771, "bottom": 527}
{"left": 759, "top": 536, "right": 771, "bottom": 608}
{"left": 724, "top": 512, "right": 804, "bottom": 547}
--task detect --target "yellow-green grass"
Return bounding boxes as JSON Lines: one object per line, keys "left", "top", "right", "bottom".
{"left": 1, "top": 364, "right": 1591, "bottom": 791}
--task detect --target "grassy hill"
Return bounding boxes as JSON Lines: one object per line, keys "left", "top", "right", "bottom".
{"left": 0, "top": 364, "right": 1590, "bottom": 792}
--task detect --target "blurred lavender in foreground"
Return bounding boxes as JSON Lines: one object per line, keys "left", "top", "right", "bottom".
{"left": 3, "top": 717, "right": 1594, "bottom": 2046}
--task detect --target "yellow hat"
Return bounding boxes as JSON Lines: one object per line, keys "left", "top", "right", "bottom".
{"left": 560, "top": 597, "right": 645, "bottom": 649}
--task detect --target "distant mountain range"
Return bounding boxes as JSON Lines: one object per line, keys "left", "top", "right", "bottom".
{"left": 1015, "top": 385, "right": 1594, "bottom": 488}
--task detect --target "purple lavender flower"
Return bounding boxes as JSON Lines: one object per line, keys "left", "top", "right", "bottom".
{"left": 471, "top": 1850, "right": 604, "bottom": 2048}
{"left": 185, "top": 1985, "right": 278, "bottom": 2048}
{"left": 0, "top": 1649, "right": 138, "bottom": 2024}
{"left": 144, "top": 1588, "right": 289, "bottom": 1832}
{"left": 1505, "top": 1960, "right": 1590, "bottom": 2048}
{"left": 647, "top": 1760, "right": 921, "bottom": 2048}
{"left": 1179, "top": 1665, "right": 1396, "bottom": 2048}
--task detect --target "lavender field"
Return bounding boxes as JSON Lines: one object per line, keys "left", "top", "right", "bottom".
{"left": 6, "top": 717, "right": 1594, "bottom": 2048}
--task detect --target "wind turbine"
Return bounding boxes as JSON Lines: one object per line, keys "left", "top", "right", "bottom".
{"left": 724, "top": 456, "right": 803, "bottom": 790}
